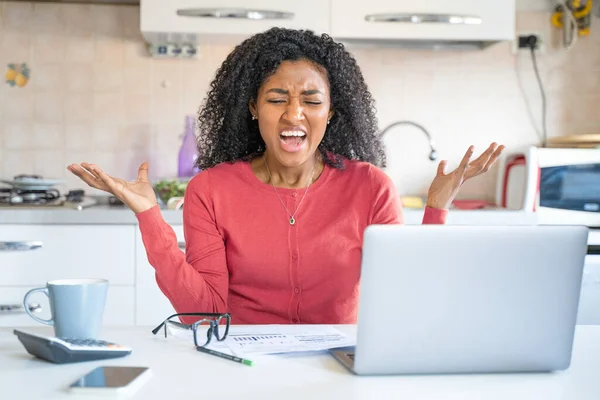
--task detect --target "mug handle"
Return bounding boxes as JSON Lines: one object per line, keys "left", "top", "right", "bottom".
{"left": 23, "top": 287, "right": 54, "bottom": 326}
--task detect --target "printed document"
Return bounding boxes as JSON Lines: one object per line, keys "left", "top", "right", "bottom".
{"left": 167, "top": 325, "right": 355, "bottom": 357}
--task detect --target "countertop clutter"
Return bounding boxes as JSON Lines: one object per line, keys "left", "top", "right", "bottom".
{"left": 0, "top": 175, "right": 537, "bottom": 225}
{"left": 0, "top": 204, "right": 184, "bottom": 225}
{"left": 0, "top": 204, "right": 538, "bottom": 226}
{"left": 1, "top": 325, "right": 600, "bottom": 400}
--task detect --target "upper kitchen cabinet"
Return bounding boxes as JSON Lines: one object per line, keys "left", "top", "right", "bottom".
{"left": 140, "top": 0, "right": 330, "bottom": 45}
{"left": 330, "top": 0, "right": 516, "bottom": 47}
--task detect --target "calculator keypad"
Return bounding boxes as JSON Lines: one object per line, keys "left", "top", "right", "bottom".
{"left": 62, "top": 339, "right": 113, "bottom": 346}
{"left": 59, "top": 338, "right": 126, "bottom": 350}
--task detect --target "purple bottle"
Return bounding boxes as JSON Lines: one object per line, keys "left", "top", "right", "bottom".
{"left": 177, "top": 115, "right": 200, "bottom": 178}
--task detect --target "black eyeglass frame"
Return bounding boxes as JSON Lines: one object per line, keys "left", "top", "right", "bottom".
{"left": 151, "top": 312, "right": 231, "bottom": 347}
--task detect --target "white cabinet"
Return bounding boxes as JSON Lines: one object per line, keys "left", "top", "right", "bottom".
{"left": 578, "top": 255, "right": 600, "bottom": 325}
{"left": 0, "top": 225, "right": 136, "bottom": 327}
{"left": 134, "top": 224, "right": 182, "bottom": 326}
{"left": 0, "top": 225, "right": 135, "bottom": 286}
{"left": 141, "top": 0, "right": 516, "bottom": 47}
{"left": 141, "top": 0, "right": 330, "bottom": 44}
{"left": 330, "top": 0, "right": 516, "bottom": 42}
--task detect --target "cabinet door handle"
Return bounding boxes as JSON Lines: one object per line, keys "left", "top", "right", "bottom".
{"left": 0, "top": 303, "right": 42, "bottom": 315}
{"left": 0, "top": 241, "right": 43, "bottom": 251}
{"left": 178, "top": 241, "right": 186, "bottom": 251}
{"left": 365, "top": 13, "right": 482, "bottom": 25}
{"left": 176, "top": 8, "right": 294, "bottom": 20}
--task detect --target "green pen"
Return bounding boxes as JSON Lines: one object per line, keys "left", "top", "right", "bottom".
{"left": 196, "top": 346, "right": 254, "bottom": 366}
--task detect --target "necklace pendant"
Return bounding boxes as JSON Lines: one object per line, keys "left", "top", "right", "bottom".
{"left": 289, "top": 217, "right": 295, "bottom": 225}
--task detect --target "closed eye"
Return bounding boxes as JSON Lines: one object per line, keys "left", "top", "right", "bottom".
{"left": 266, "top": 100, "right": 322, "bottom": 105}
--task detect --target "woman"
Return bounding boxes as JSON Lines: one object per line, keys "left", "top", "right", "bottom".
{"left": 68, "top": 28, "right": 503, "bottom": 325}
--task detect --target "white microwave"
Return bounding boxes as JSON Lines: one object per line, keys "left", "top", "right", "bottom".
{"left": 496, "top": 146, "right": 600, "bottom": 227}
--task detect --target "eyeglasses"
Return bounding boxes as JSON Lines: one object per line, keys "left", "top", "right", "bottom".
{"left": 151, "top": 312, "right": 231, "bottom": 347}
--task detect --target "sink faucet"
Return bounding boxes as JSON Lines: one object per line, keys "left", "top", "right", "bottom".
{"left": 379, "top": 120, "right": 438, "bottom": 161}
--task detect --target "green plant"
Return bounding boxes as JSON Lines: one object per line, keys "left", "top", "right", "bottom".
{"left": 154, "top": 179, "right": 188, "bottom": 204}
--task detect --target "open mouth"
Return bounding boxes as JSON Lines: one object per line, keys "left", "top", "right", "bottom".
{"left": 279, "top": 131, "right": 307, "bottom": 152}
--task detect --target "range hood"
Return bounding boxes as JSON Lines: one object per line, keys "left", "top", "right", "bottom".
{"left": 138, "top": 0, "right": 516, "bottom": 52}
{"left": 331, "top": 1, "right": 517, "bottom": 50}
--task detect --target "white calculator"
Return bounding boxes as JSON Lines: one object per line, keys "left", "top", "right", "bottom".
{"left": 13, "top": 329, "right": 132, "bottom": 364}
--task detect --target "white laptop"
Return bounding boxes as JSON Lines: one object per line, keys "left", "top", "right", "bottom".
{"left": 330, "top": 225, "right": 589, "bottom": 375}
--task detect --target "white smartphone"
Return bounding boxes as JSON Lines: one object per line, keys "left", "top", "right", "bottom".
{"left": 68, "top": 366, "right": 152, "bottom": 396}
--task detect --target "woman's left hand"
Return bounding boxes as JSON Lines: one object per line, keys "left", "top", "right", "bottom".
{"left": 426, "top": 142, "right": 505, "bottom": 210}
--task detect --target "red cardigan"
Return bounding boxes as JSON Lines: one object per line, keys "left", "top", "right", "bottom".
{"left": 137, "top": 159, "right": 447, "bottom": 325}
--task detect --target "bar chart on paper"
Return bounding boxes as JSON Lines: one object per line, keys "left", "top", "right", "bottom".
{"left": 228, "top": 333, "right": 304, "bottom": 354}
{"left": 169, "top": 325, "right": 355, "bottom": 357}
{"left": 223, "top": 326, "right": 355, "bottom": 356}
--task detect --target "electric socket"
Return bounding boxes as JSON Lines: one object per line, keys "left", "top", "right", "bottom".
{"left": 512, "top": 32, "right": 545, "bottom": 55}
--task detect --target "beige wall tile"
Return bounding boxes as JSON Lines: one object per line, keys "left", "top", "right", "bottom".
{"left": 34, "top": 92, "right": 64, "bottom": 123}
{"left": 2, "top": 31, "right": 31, "bottom": 62}
{"left": 65, "top": 123, "right": 94, "bottom": 150}
{"left": 152, "top": 60, "right": 182, "bottom": 95}
{"left": 93, "top": 93, "right": 124, "bottom": 123}
{"left": 64, "top": 94, "right": 94, "bottom": 124}
{"left": 123, "top": 64, "right": 152, "bottom": 94}
{"left": 93, "top": 63, "right": 124, "bottom": 92}
{"left": 146, "top": 150, "right": 178, "bottom": 181}
{"left": 123, "top": 42, "right": 150, "bottom": 67}
{"left": 151, "top": 93, "right": 182, "bottom": 124}
{"left": 2, "top": 2, "right": 32, "bottom": 30}
{"left": 152, "top": 123, "right": 182, "bottom": 156}
{"left": 573, "top": 95, "right": 600, "bottom": 123}
{"left": 31, "top": 3, "right": 65, "bottom": 34}
{"left": 92, "top": 122, "right": 121, "bottom": 151}
{"left": 120, "top": 6, "right": 142, "bottom": 41}
{"left": 121, "top": 124, "right": 153, "bottom": 150}
{"left": 181, "top": 62, "right": 214, "bottom": 92}
{"left": 62, "top": 4, "right": 93, "bottom": 36}
{"left": 65, "top": 36, "right": 95, "bottom": 63}
{"left": 3, "top": 91, "right": 33, "bottom": 121}
{"left": 33, "top": 150, "right": 66, "bottom": 178}
{"left": 95, "top": 37, "right": 124, "bottom": 64}
{"left": 91, "top": 5, "right": 123, "bottom": 37}
{"left": 33, "top": 123, "right": 64, "bottom": 150}
{"left": 64, "top": 64, "right": 94, "bottom": 92}
{"left": 461, "top": 42, "right": 515, "bottom": 70}
{"left": 33, "top": 34, "right": 65, "bottom": 63}
{"left": 3, "top": 122, "right": 33, "bottom": 150}
{"left": 32, "top": 64, "right": 64, "bottom": 91}
{"left": 125, "top": 94, "right": 152, "bottom": 123}
{"left": 3, "top": 150, "right": 36, "bottom": 177}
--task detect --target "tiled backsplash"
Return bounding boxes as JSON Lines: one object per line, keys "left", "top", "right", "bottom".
{"left": 1, "top": 2, "right": 599, "bottom": 201}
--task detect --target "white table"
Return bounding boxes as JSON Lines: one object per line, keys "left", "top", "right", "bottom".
{"left": 1, "top": 325, "right": 599, "bottom": 400}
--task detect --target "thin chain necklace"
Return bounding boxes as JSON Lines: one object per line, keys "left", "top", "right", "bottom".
{"left": 264, "top": 157, "right": 317, "bottom": 225}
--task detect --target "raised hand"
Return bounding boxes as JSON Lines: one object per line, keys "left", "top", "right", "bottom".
{"left": 426, "top": 143, "right": 505, "bottom": 210}
{"left": 67, "top": 162, "right": 158, "bottom": 214}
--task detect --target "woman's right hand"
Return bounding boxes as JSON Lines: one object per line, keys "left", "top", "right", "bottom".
{"left": 67, "top": 162, "right": 158, "bottom": 214}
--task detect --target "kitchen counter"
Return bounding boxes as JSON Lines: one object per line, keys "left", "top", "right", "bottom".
{"left": 1, "top": 325, "right": 599, "bottom": 400}
{"left": 0, "top": 205, "right": 182, "bottom": 225}
{"left": 0, "top": 206, "right": 538, "bottom": 226}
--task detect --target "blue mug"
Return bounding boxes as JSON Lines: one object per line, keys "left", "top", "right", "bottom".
{"left": 23, "top": 279, "right": 108, "bottom": 339}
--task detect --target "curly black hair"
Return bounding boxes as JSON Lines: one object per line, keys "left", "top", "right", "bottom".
{"left": 195, "top": 27, "right": 386, "bottom": 170}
